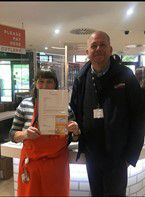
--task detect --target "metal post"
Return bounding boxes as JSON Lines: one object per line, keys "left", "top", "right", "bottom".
{"left": 64, "top": 45, "right": 68, "bottom": 90}
{"left": 33, "top": 49, "right": 37, "bottom": 77}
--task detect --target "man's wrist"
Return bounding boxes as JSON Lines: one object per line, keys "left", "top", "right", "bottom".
{"left": 73, "top": 129, "right": 81, "bottom": 136}
{"left": 72, "top": 130, "right": 80, "bottom": 139}
{"left": 73, "top": 133, "right": 79, "bottom": 136}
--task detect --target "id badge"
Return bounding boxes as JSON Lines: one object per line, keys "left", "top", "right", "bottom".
{"left": 93, "top": 108, "right": 104, "bottom": 119}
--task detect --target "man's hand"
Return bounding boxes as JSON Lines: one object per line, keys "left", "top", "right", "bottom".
{"left": 67, "top": 121, "right": 81, "bottom": 136}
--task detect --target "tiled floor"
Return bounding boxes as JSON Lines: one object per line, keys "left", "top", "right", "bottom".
{"left": 0, "top": 177, "right": 14, "bottom": 196}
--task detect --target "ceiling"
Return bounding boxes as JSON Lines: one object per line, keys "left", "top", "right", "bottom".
{"left": 1, "top": 1, "right": 145, "bottom": 56}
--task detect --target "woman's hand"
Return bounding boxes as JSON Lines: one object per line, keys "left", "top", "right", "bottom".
{"left": 14, "top": 127, "right": 41, "bottom": 143}
{"left": 24, "top": 126, "right": 41, "bottom": 140}
{"left": 67, "top": 121, "right": 81, "bottom": 136}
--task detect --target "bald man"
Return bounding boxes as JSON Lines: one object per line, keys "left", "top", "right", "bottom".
{"left": 70, "top": 31, "right": 145, "bottom": 196}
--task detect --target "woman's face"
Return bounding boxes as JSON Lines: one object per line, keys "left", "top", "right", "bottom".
{"left": 36, "top": 78, "right": 56, "bottom": 89}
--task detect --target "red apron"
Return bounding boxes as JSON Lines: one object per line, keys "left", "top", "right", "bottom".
{"left": 17, "top": 103, "right": 70, "bottom": 196}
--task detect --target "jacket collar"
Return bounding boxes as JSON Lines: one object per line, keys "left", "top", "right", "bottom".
{"left": 78, "top": 56, "right": 123, "bottom": 80}
{"left": 91, "top": 64, "right": 110, "bottom": 77}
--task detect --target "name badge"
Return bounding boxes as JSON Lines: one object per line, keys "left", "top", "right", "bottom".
{"left": 93, "top": 109, "right": 104, "bottom": 119}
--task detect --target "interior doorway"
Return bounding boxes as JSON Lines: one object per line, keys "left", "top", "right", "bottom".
{"left": 12, "top": 63, "right": 30, "bottom": 101}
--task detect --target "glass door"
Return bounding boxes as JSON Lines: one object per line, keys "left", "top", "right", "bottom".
{"left": 12, "top": 64, "right": 30, "bottom": 93}
{"left": 0, "top": 61, "right": 12, "bottom": 102}
{"left": 12, "top": 63, "right": 30, "bottom": 102}
{"left": 121, "top": 55, "right": 139, "bottom": 74}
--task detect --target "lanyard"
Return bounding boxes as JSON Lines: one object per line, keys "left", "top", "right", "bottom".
{"left": 91, "top": 70, "right": 102, "bottom": 108}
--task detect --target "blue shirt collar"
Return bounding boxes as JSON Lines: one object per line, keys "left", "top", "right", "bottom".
{"left": 91, "top": 63, "right": 110, "bottom": 77}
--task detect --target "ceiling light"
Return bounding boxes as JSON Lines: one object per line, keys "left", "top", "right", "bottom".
{"left": 44, "top": 47, "right": 48, "bottom": 50}
{"left": 51, "top": 46, "right": 65, "bottom": 50}
{"left": 127, "top": 8, "right": 134, "bottom": 16}
{"left": 125, "top": 44, "right": 137, "bottom": 48}
{"left": 54, "top": 29, "right": 60, "bottom": 34}
{"left": 125, "top": 44, "right": 145, "bottom": 49}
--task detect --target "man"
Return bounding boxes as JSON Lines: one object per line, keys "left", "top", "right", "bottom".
{"left": 70, "top": 31, "right": 145, "bottom": 196}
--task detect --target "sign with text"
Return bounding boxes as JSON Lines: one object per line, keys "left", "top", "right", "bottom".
{"left": 0, "top": 24, "right": 26, "bottom": 54}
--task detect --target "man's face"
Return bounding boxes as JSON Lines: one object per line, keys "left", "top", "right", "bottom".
{"left": 86, "top": 32, "right": 112, "bottom": 67}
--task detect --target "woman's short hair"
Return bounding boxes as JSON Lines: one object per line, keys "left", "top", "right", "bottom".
{"left": 35, "top": 68, "right": 58, "bottom": 89}
{"left": 31, "top": 68, "right": 59, "bottom": 102}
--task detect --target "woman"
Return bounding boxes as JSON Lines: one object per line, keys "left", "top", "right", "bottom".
{"left": 10, "top": 68, "right": 80, "bottom": 196}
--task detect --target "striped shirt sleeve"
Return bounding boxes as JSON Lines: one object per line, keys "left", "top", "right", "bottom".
{"left": 9, "top": 98, "right": 33, "bottom": 142}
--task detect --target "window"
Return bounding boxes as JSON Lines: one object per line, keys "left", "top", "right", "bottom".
{"left": 0, "top": 61, "right": 12, "bottom": 102}
{"left": 40, "top": 55, "right": 48, "bottom": 62}
{"left": 126, "top": 65, "right": 135, "bottom": 74}
{"left": 38, "top": 52, "right": 53, "bottom": 63}
{"left": 140, "top": 55, "right": 145, "bottom": 67}
{"left": 122, "top": 55, "right": 138, "bottom": 62}
{"left": 73, "top": 55, "right": 88, "bottom": 63}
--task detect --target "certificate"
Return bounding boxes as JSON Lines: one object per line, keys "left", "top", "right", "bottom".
{"left": 38, "top": 89, "right": 68, "bottom": 135}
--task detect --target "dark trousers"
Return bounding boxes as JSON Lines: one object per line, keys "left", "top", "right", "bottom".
{"left": 85, "top": 154, "right": 128, "bottom": 197}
